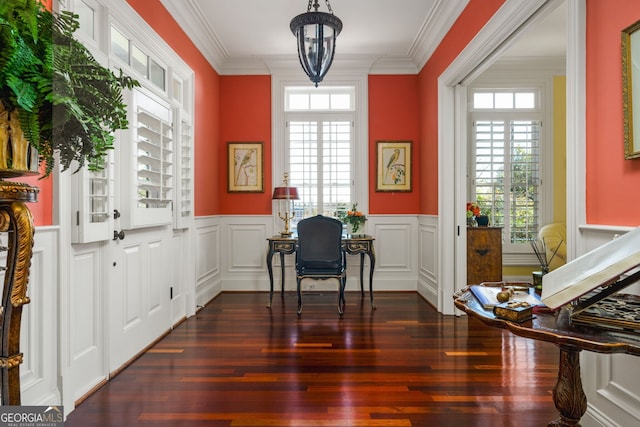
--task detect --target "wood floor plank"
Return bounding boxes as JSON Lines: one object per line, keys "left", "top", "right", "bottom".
{"left": 64, "top": 292, "right": 560, "bottom": 426}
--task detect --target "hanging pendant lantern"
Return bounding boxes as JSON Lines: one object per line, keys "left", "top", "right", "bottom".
{"left": 290, "top": 0, "right": 343, "bottom": 87}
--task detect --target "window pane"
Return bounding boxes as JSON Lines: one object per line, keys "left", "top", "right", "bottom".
{"left": 331, "top": 94, "right": 350, "bottom": 110}
{"left": 288, "top": 94, "right": 309, "bottom": 110}
{"left": 132, "top": 44, "right": 148, "bottom": 77}
{"left": 509, "top": 120, "right": 540, "bottom": 243}
{"left": 150, "top": 59, "right": 166, "bottom": 90}
{"left": 515, "top": 92, "right": 535, "bottom": 109}
{"left": 76, "top": 1, "right": 95, "bottom": 40}
{"left": 111, "top": 26, "right": 129, "bottom": 64}
{"left": 474, "top": 93, "right": 493, "bottom": 109}
{"left": 494, "top": 93, "right": 513, "bottom": 109}
{"left": 310, "top": 93, "right": 330, "bottom": 110}
{"left": 172, "top": 78, "right": 182, "bottom": 103}
{"left": 322, "top": 121, "right": 351, "bottom": 216}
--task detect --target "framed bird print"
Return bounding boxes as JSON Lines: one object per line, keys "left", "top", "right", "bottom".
{"left": 376, "top": 141, "right": 412, "bottom": 192}
{"left": 228, "top": 142, "right": 264, "bottom": 192}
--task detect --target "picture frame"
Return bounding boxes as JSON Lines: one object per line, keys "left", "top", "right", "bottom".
{"left": 622, "top": 19, "right": 640, "bottom": 159}
{"left": 376, "top": 140, "right": 412, "bottom": 192}
{"left": 227, "top": 142, "right": 264, "bottom": 192}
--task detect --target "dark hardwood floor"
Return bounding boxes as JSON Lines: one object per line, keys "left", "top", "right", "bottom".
{"left": 64, "top": 291, "right": 560, "bottom": 426}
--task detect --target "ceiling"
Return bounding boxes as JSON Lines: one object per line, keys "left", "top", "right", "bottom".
{"left": 160, "top": 0, "right": 566, "bottom": 75}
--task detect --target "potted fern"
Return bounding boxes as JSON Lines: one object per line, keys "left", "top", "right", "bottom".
{"left": 0, "top": 0, "right": 137, "bottom": 178}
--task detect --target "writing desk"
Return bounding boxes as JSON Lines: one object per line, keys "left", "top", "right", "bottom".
{"left": 454, "top": 287, "right": 640, "bottom": 427}
{"left": 266, "top": 235, "right": 376, "bottom": 309}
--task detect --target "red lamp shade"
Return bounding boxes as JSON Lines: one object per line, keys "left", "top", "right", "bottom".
{"left": 272, "top": 187, "right": 299, "bottom": 200}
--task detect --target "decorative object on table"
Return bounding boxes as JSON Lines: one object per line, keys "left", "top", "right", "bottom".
{"left": 530, "top": 237, "right": 563, "bottom": 274}
{"left": 622, "top": 19, "right": 640, "bottom": 159}
{"left": 272, "top": 172, "right": 299, "bottom": 236}
{"left": 227, "top": 142, "right": 263, "bottom": 192}
{"left": 337, "top": 203, "right": 367, "bottom": 235}
{"left": 0, "top": 1, "right": 138, "bottom": 177}
{"left": 538, "top": 223, "right": 567, "bottom": 271}
{"left": 469, "top": 281, "right": 542, "bottom": 310}
{"left": 290, "top": 0, "right": 342, "bottom": 87}
{"left": 376, "top": 140, "right": 412, "bottom": 192}
{"left": 466, "top": 202, "right": 481, "bottom": 227}
{"left": 476, "top": 215, "right": 490, "bottom": 226}
{"left": 493, "top": 301, "right": 534, "bottom": 323}
{"left": 530, "top": 235, "right": 564, "bottom": 292}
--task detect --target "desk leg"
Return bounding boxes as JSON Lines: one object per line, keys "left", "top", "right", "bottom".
{"left": 279, "top": 252, "right": 286, "bottom": 295}
{"left": 359, "top": 253, "right": 365, "bottom": 296}
{"left": 549, "top": 346, "right": 587, "bottom": 427}
{"left": 266, "top": 251, "right": 275, "bottom": 308}
{"left": 367, "top": 250, "right": 376, "bottom": 309}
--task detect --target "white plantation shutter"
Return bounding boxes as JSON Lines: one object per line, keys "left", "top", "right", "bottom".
{"left": 288, "top": 119, "right": 352, "bottom": 226}
{"left": 473, "top": 117, "right": 542, "bottom": 251}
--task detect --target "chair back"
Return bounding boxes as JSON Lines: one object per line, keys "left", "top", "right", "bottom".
{"left": 296, "top": 215, "right": 344, "bottom": 275}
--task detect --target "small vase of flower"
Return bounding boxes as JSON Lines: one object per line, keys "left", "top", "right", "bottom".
{"left": 466, "top": 202, "right": 481, "bottom": 227}
{"left": 338, "top": 203, "right": 367, "bottom": 236}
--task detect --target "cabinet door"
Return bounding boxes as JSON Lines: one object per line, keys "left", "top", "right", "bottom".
{"left": 467, "top": 227, "right": 502, "bottom": 285}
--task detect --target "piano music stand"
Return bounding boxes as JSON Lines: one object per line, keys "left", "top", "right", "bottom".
{"left": 454, "top": 287, "right": 640, "bottom": 427}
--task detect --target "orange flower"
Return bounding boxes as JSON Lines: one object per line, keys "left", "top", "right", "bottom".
{"left": 466, "top": 202, "right": 481, "bottom": 217}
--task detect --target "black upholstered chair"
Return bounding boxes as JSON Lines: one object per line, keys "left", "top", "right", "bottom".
{"left": 295, "top": 215, "right": 346, "bottom": 315}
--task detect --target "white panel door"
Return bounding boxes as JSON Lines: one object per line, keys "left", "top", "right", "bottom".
{"left": 108, "top": 217, "right": 172, "bottom": 372}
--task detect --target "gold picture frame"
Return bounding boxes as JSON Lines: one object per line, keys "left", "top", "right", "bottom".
{"left": 376, "top": 140, "right": 412, "bottom": 192}
{"left": 622, "top": 19, "right": 640, "bottom": 159}
{"left": 227, "top": 142, "right": 263, "bottom": 192}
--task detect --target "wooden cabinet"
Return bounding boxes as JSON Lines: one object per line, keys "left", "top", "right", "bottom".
{"left": 467, "top": 227, "right": 502, "bottom": 285}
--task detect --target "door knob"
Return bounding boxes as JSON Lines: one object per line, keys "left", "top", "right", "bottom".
{"left": 113, "top": 209, "right": 121, "bottom": 219}
{"left": 113, "top": 230, "right": 126, "bottom": 241}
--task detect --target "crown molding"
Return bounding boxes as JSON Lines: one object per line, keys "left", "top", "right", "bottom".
{"left": 162, "top": 0, "right": 464, "bottom": 76}
{"left": 409, "top": 0, "right": 470, "bottom": 70}
{"left": 160, "top": 0, "right": 227, "bottom": 71}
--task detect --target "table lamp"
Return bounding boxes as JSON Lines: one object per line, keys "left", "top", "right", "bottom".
{"left": 272, "top": 173, "right": 299, "bottom": 236}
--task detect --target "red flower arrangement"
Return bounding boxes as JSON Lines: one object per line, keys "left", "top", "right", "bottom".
{"left": 466, "top": 202, "right": 481, "bottom": 218}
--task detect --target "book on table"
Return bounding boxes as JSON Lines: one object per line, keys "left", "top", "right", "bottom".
{"left": 469, "top": 282, "right": 543, "bottom": 310}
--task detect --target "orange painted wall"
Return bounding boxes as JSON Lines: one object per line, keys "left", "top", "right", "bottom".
{"left": 417, "top": 0, "right": 506, "bottom": 215}
{"left": 15, "top": 0, "right": 54, "bottom": 226}
{"left": 218, "top": 75, "right": 272, "bottom": 215}
{"left": 368, "top": 75, "right": 421, "bottom": 214}
{"left": 586, "top": 0, "right": 640, "bottom": 226}
{"left": 126, "top": 0, "right": 221, "bottom": 216}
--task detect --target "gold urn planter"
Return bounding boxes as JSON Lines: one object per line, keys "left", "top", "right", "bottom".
{"left": 0, "top": 106, "right": 40, "bottom": 178}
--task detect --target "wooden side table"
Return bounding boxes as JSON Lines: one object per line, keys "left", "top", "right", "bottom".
{"left": 454, "top": 287, "right": 640, "bottom": 426}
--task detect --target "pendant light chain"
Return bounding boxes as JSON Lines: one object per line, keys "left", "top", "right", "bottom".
{"left": 325, "top": 0, "right": 334, "bottom": 14}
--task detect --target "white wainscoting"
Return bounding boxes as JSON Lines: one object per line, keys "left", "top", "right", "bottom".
{"left": 20, "top": 226, "right": 61, "bottom": 405}
{"left": 195, "top": 216, "right": 222, "bottom": 307}
{"left": 203, "top": 215, "right": 423, "bottom": 296}
{"left": 417, "top": 215, "right": 439, "bottom": 308}
{"left": 577, "top": 225, "right": 640, "bottom": 427}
